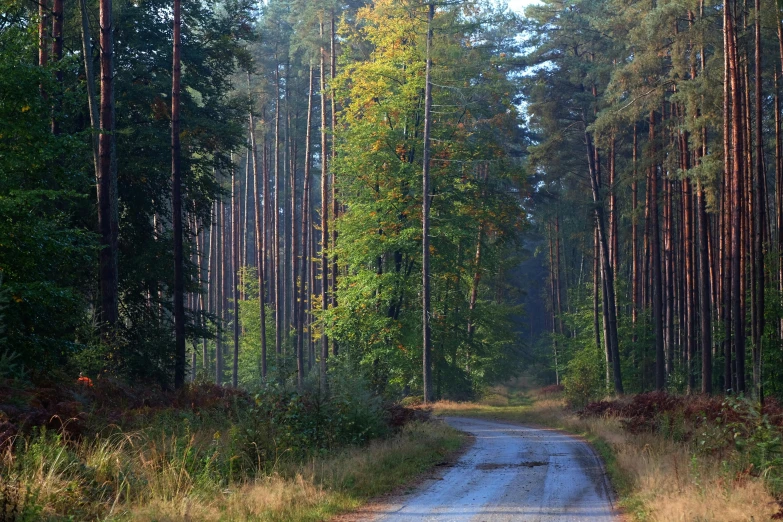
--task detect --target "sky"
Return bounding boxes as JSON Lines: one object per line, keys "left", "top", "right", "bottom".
{"left": 506, "top": 0, "right": 537, "bottom": 15}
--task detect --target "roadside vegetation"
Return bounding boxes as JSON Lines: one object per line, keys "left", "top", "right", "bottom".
{"left": 431, "top": 383, "right": 782, "bottom": 521}
{"left": 0, "top": 373, "right": 463, "bottom": 522}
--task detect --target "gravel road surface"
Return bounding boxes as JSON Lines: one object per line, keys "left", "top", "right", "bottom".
{"left": 372, "top": 416, "right": 616, "bottom": 522}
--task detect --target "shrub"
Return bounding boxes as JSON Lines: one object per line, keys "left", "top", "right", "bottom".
{"left": 562, "top": 346, "right": 603, "bottom": 408}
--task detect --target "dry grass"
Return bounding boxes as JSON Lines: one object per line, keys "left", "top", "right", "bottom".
{"left": 430, "top": 386, "right": 778, "bottom": 522}
{"left": 1, "top": 420, "right": 462, "bottom": 522}
{"left": 118, "top": 420, "right": 463, "bottom": 522}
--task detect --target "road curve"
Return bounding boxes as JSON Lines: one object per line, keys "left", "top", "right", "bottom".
{"left": 373, "top": 416, "right": 616, "bottom": 522}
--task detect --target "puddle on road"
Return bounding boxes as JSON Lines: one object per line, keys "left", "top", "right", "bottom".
{"left": 476, "top": 461, "right": 548, "bottom": 470}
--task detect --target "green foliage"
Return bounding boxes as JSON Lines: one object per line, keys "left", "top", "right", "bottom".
{"left": 236, "top": 268, "right": 276, "bottom": 386}
{"left": 328, "top": 356, "right": 387, "bottom": 444}
{"left": 0, "top": 30, "right": 97, "bottom": 375}
{"left": 0, "top": 349, "right": 24, "bottom": 382}
{"left": 328, "top": 0, "right": 526, "bottom": 399}
{"left": 0, "top": 0, "right": 254, "bottom": 385}
{"left": 563, "top": 343, "right": 604, "bottom": 408}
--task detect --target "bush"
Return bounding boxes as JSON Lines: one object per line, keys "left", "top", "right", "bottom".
{"left": 562, "top": 345, "right": 603, "bottom": 408}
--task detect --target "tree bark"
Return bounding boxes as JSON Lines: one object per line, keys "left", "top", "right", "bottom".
{"left": 232, "top": 159, "right": 240, "bottom": 388}
{"left": 172, "top": 0, "right": 186, "bottom": 389}
{"left": 727, "top": 4, "right": 745, "bottom": 393}
{"left": 51, "top": 0, "right": 63, "bottom": 135}
{"left": 650, "top": 110, "right": 665, "bottom": 390}
{"left": 330, "top": 16, "right": 339, "bottom": 357}
{"left": 421, "top": 2, "right": 435, "bottom": 403}
{"left": 777, "top": 15, "right": 783, "bottom": 347}
{"left": 216, "top": 184, "right": 224, "bottom": 385}
{"left": 274, "top": 64, "right": 282, "bottom": 362}
{"left": 296, "top": 66, "right": 314, "bottom": 388}
{"left": 548, "top": 224, "right": 560, "bottom": 385}
{"left": 699, "top": 181, "right": 712, "bottom": 393}
{"left": 680, "top": 108, "right": 696, "bottom": 393}
{"left": 593, "top": 227, "right": 602, "bottom": 374}
{"left": 249, "top": 75, "right": 267, "bottom": 382}
{"left": 98, "top": 0, "right": 118, "bottom": 335}
{"left": 320, "top": 20, "right": 330, "bottom": 391}
{"left": 39, "top": 0, "right": 48, "bottom": 79}
{"left": 78, "top": 0, "right": 100, "bottom": 184}
{"left": 205, "top": 205, "right": 214, "bottom": 378}
{"left": 753, "top": 0, "right": 764, "bottom": 401}
{"left": 585, "top": 129, "right": 623, "bottom": 394}
{"left": 632, "top": 125, "right": 639, "bottom": 334}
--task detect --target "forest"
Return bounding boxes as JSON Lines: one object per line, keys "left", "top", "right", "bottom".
{"left": 3, "top": 0, "right": 783, "bottom": 519}
{"left": 524, "top": 0, "right": 783, "bottom": 403}
{"left": 0, "top": 0, "right": 525, "bottom": 398}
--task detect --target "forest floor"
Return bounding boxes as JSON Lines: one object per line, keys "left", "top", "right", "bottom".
{"left": 429, "top": 386, "right": 781, "bottom": 521}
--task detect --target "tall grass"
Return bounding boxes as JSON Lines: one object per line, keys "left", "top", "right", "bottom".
{"left": 0, "top": 421, "right": 462, "bottom": 521}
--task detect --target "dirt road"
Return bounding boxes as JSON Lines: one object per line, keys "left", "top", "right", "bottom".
{"left": 372, "top": 417, "right": 616, "bottom": 521}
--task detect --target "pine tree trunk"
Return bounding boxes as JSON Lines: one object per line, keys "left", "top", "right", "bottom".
{"left": 421, "top": 2, "right": 435, "bottom": 403}
{"left": 192, "top": 214, "right": 201, "bottom": 382}
{"left": 467, "top": 166, "right": 488, "bottom": 340}
{"left": 288, "top": 81, "right": 298, "bottom": 357}
{"left": 664, "top": 166, "right": 674, "bottom": 377}
{"left": 684, "top": 169, "right": 696, "bottom": 393}
{"left": 699, "top": 181, "right": 713, "bottom": 393}
{"left": 39, "top": 0, "right": 48, "bottom": 68}
{"left": 296, "top": 67, "right": 314, "bottom": 388}
{"left": 727, "top": 5, "right": 745, "bottom": 393}
{"left": 679, "top": 100, "right": 696, "bottom": 393}
{"left": 555, "top": 214, "right": 564, "bottom": 333}
{"left": 608, "top": 135, "right": 618, "bottom": 283}
{"left": 753, "top": 0, "right": 764, "bottom": 401}
{"left": 205, "top": 206, "right": 214, "bottom": 377}
{"left": 78, "top": 0, "right": 99, "bottom": 181}
{"left": 240, "top": 152, "right": 249, "bottom": 297}
{"left": 330, "top": 16, "right": 339, "bottom": 357}
{"left": 51, "top": 0, "right": 62, "bottom": 135}
{"left": 632, "top": 126, "right": 639, "bottom": 335}
{"left": 249, "top": 96, "right": 267, "bottom": 382}
{"left": 172, "top": 0, "right": 186, "bottom": 389}
{"left": 593, "top": 228, "right": 602, "bottom": 374}
{"left": 274, "top": 65, "right": 282, "bottom": 362}
{"left": 309, "top": 202, "right": 317, "bottom": 370}
{"left": 777, "top": 17, "right": 783, "bottom": 346}
{"left": 195, "top": 211, "right": 206, "bottom": 381}
{"left": 284, "top": 61, "right": 293, "bottom": 343}
{"left": 548, "top": 224, "right": 560, "bottom": 385}
{"left": 650, "top": 110, "right": 665, "bottom": 390}
{"left": 232, "top": 161, "right": 240, "bottom": 388}
{"left": 319, "top": 20, "right": 330, "bottom": 391}
{"left": 216, "top": 187, "right": 224, "bottom": 385}
{"left": 585, "top": 129, "right": 623, "bottom": 394}
{"left": 98, "top": 0, "right": 118, "bottom": 335}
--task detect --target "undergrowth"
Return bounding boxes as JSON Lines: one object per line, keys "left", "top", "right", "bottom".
{"left": 0, "top": 371, "right": 460, "bottom": 521}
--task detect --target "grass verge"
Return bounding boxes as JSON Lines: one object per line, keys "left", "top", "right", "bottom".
{"left": 120, "top": 420, "right": 464, "bottom": 521}
{"left": 1, "top": 421, "right": 463, "bottom": 522}
{"left": 430, "top": 388, "right": 778, "bottom": 522}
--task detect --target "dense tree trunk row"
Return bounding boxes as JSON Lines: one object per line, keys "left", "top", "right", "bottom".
{"left": 527, "top": 0, "right": 783, "bottom": 398}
